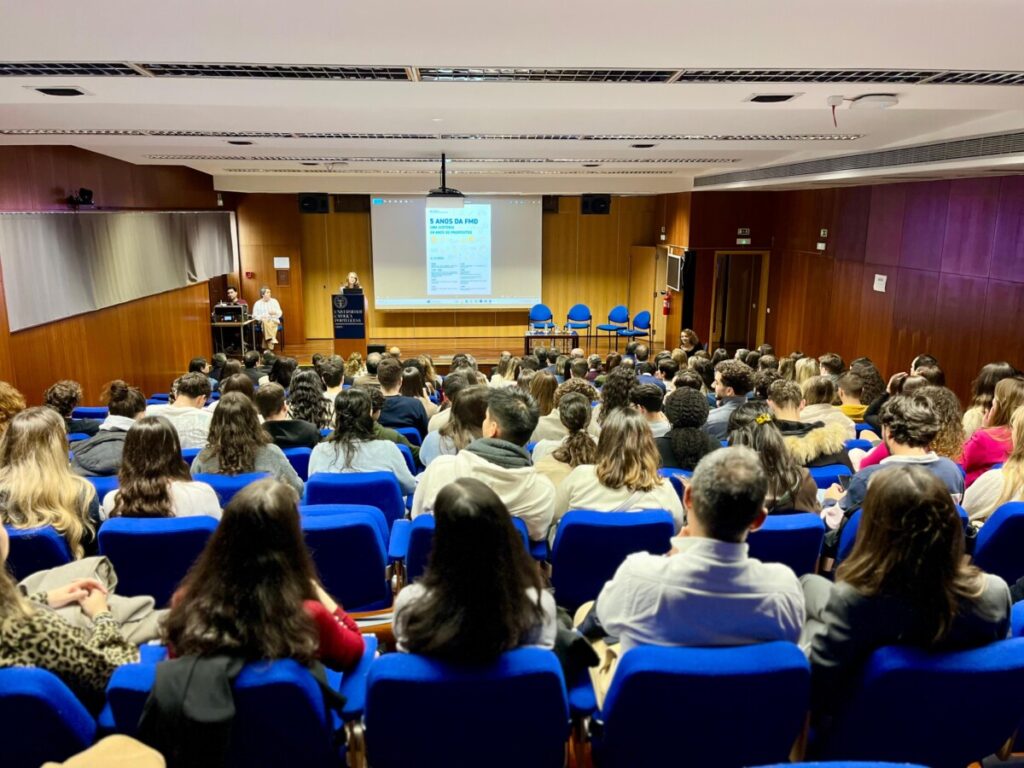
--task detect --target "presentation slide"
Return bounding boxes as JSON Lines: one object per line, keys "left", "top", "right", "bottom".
{"left": 370, "top": 196, "right": 542, "bottom": 310}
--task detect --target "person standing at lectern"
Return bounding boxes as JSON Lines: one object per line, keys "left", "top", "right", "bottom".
{"left": 341, "top": 272, "right": 363, "bottom": 294}
{"left": 253, "top": 286, "right": 283, "bottom": 350}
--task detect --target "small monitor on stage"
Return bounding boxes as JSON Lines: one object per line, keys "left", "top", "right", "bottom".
{"left": 213, "top": 304, "right": 245, "bottom": 323}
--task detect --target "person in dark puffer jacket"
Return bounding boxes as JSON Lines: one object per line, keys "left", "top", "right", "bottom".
{"left": 70, "top": 380, "right": 147, "bottom": 477}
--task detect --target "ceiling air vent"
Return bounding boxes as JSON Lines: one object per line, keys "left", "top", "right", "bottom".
{"left": 418, "top": 67, "right": 677, "bottom": 83}
{"left": 0, "top": 62, "right": 138, "bottom": 76}
{"left": 32, "top": 86, "right": 87, "bottom": 97}
{"left": 139, "top": 63, "right": 410, "bottom": 80}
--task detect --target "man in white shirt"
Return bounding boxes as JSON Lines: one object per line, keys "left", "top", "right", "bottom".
{"left": 594, "top": 446, "right": 805, "bottom": 652}
{"left": 412, "top": 388, "right": 555, "bottom": 541}
{"left": 252, "top": 286, "right": 282, "bottom": 350}
{"left": 146, "top": 372, "right": 214, "bottom": 450}
{"left": 630, "top": 383, "right": 671, "bottom": 439}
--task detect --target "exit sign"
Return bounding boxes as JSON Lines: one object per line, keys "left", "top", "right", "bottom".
{"left": 736, "top": 237, "right": 752, "bottom": 245}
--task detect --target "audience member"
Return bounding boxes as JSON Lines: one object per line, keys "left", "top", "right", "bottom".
{"left": 532, "top": 379, "right": 600, "bottom": 444}
{"left": 656, "top": 387, "right": 720, "bottom": 471}
{"left": 266, "top": 357, "right": 297, "bottom": 390}
{"left": 554, "top": 409, "right": 684, "bottom": 530}
{"left": 188, "top": 356, "right": 217, "bottom": 391}
{"left": 0, "top": 524, "right": 138, "bottom": 712}
{"left": 191, "top": 392, "right": 303, "bottom": 494}
{"left": 800, "top": 376, "right": 855, "bottom": 441}
{"left": 964, "top": 406, "right": 1024, "bottom": 523}
{"left": 795, "top": 356, "right": 818, "bottom": 385}
{"left": 587, "top": 447, "right": 803, "bottom": 701}
{"left": 679, "top": 328, "right": 704, "bottom": 354}
{"left": 412, "top": 388, "right": 555, "bottom": 541}
{"left": 103, "top": 416, "right": 220, "bottom": 520}
{"left": 751, "top": 369, "right": 782, "bottom": 402}
{"left": 205, "top": 373, "right": 254, "bottom": 411}
{"left": 343, "top": 352, "right": 365, "bottom": 383}
{"left": 45, "top": 380, "right": 101, "bottom": 437}
{"left": 308, "top": 388, "right": 416, "bottom": 494}
{"left": 836, "top": 373, "right": 867, "bottom": 422}
{"left": 530, "top": 371, "right": 558, "bottom": 418}
{"left": 320, "top": 359, "right": 346, "bottom": 408}
{"left": 256, "top": 383, "right": 321, "bottom": 450}
{"left": 964, "top": 362, "right": 1019, "bottom": 439}
{"left": 164, "top": 479, "right": 365, "bottom": 671}
{"left": 910, "top": 353, "right": 940, "bottom": 375}
{"left": 585, "top": 354, "right": 602, "bottom": 382}
{"left": 418, "top": 354, "right": 442, "bottom": 392}
{"left": 728, "top": 403, "right": 819, "bottom": 513}
{"left": 767, "top": 380, "right": 851, "bottom": 469}
{"left": 0, "top": 381, "right": 25, "bottom": 439}
{"left": 960, "top": 377, "right": 1024, "bottom": 486}
{"left": 70, "top": 380, "right": 146, "bottom": 477}
{"left": 420, "top": 385, "right": 489, "bottom": 467}
{"left": 147, "top": 372, "right": 213, "bottom": 449}
{"left": 689, "top": 357, "right": 715, "bottom": 393}
{"left": 849, "top": 358, "right": 886, "bottom": 406}
{"left": 596, "top": 366, "right": 638, "bottom": 428}
{"left": 242, "top": 350, "right": 263, "bottom": 388}
{"left": 357, "top": 384, "right": 420, "bottom": 461}
{"left": 401, "top": 365, "right": 439, "bottom": 418}
{"left": 428, "top": 370, "right": 469, "bottom": 433}
{"left": 630, "top": 383, "right": 670, "bottom": 439}
{"left": 490, "top": 352, "right": 517, "bottom": 387}
{"left": 914, "top": 365, "right": 946, "bottom": 387}
{"left": 377, "top": 358, "right": 429, "bottom": 437}
{"left": 353, "top": 351, "right": 382, "bottom": 388}
{"left": 394, "top": 478, "right": 555, "bottom": 661}
{"left": 758, "top": 355, "right": 779, "bottom": 372}
{"left": 0, "top": 407, "right": 98, "bottom": 557}
{"left": 856, "top": 385, "right": 964, "bottom": 471}
{"left": 818, "top": 353, "right": 845, "bottom": 381}
{"left": 777, "top": 357, "right": 796, "bottom": 382}
{"left": 709, "top": 347, "right": 729, "bottom": 367}
{"left": 533, "top": 393, "right": 598, "bottom": 486}
{"left": 802, "top": 466, "right": 1009, "bottom": 715}
{"left": 743, "top": 350, "right": 761, "bottom": 369}
{"left": 704, "top": 361, "right": 754, "bottom": 441}
{"left": 569, "top": 358, "right": 589, "bottom": 380}
{"left": 287, "top": 369, "right": 331, "bottom": 430}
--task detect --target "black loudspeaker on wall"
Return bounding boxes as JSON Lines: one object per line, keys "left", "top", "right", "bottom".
{"left": 298, "top": 193, "right": 330, "bottom": 214}
{"left": 580, "top": 193, "right": 611, "bottom": 215}
{"left": 542, "top": 195, "right": 560, "bottom": 213}
{"left": 680, "top": 249, "right": 698, "bottom": 331}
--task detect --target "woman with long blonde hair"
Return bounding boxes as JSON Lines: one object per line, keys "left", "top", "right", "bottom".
{"left": 964, "top": 405, "right": 1024, "bottom": 523}
{"left": 961, "top": 376, "right": 1024, "bottom": 486}
{"left": 0, "top": 381, "right": 26, "bottom": 438}
{"left": 0, "top": 407, "right": 97, "bottom": 557}
{"left": 553, "top": 408, "right": 683, "bottom": 530}
{"left": 795, "top": 357, "right": 818, "bottom": 386}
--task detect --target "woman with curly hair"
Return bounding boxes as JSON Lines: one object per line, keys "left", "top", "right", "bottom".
{"left": 343, "top": 353, "right": 365, "bottom": 382}
{"left": 191, "top": 392, "right": 303, "bottom": 494}
{"left": 287, "top": 369, "right": 331, "bottom": 430}
{"left": 532, "top": 379, "right": 600, "bottom": 444}
{"left": 656, "top": 387, "right": 721, "bottom": 471}
{"left": 45, "top": 379, "right": 101, "bottom": 436}
{"left": 595, "top": 366, "right": 637, "bottom": 428}
{"left": 0, "top": 382, "right": 25, "bottom": 438}
{"left": 857, "top": 385, "right": 965, "bottom": 471}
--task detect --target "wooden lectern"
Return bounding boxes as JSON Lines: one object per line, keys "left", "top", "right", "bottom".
{"left": 332, "top": 292, "right": 368, "bottom": 359}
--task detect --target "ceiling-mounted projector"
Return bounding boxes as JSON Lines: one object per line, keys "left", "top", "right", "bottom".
{"left": 427, "top": 153, "right": 464, "bottom": 207}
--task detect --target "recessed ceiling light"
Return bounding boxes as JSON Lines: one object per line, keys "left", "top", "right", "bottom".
{"left": 431, "top": 117, "right": 444, "bottom": 123}
{"left": 631, "top": 143, "right": 657, "bottom": 149}
{"left": 227, "top": 140, "right": 253, "bottom": 145}
{"left": 32, "top": 86, "right": 87, "bottom": 97}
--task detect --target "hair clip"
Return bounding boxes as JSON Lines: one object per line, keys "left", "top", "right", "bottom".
{"left": 755, "top": 413, "right": 774, "bottom": 425}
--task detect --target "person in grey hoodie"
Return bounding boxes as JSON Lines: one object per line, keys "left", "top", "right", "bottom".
{"left": 71, "top": 381, "right": 147, "bottom": 477}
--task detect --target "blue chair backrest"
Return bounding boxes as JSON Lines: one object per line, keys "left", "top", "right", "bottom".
{"left": 819, "top": 638, "right": 1024, "bottom": 768}
{"left": 365, "top": 648, "right": 569, "bottom": 768}
{"left": 404, "top": 514, "right": 531, "bottom": 584}
{"left": 854, "top": 423, "right": 873, "bottom": 436}
{"left": 607, "top": 305, "right": 629, "bottom": 324}
{"left": 3, "top": 525, "right": 72, "bottom": 580}
{"left": 973, "top": 501, "right": 1024, "bottom": 585}
{"left": 192, "top": 472, "right": 270, "bottom": 505}
{"left": 658, "top": 467, "right": 692, "bottom": 499}
{"left": 595, "top": 643, "right": 809, "bottom": 768}
{"left": 66, "top": 432, "right": 90, "bottom": 443}
{"left": 301, "top": 510, "right": 391, "bottom": 611}
{"left": 844, "top": 438, "right": 874, "bottom": 451}
{"left": 0, "top": 668, "right": 97, "bottom": 768}
{"left": 550, "top": 510, "right": 674, "bottom": 611}
{"left": 300, "top": 503, "right": 390, "bottom": 544}
{"left": 84, "top": 474, "right": 119, "bottom": 505}
{"left": 529, "top": 303, "right": 554, "bottom": 324}
{"left": 72, "top": 406, "right": 108, "bottom": 419}
{"left": 809, "top": 464, "right": 849, "bottom": 489}
{"left": 395, "top": 426, "right": 422, "bottom": 446}
{"left": 567, "top": 303, "right": 591, "bottom": 322}
{"left": 283, "top": 447, "right": 312, "bottom": 481}
{"left": 304, "top": 472, "right": 405, "bottom": 530}
{"left": 98, "top": 516, "right": 218, "bottom": 607}
{"left": 104, "top": 660, "right": 340, "bottom": 768}
{"left": 149, "top": 393, "right": 170, "bottom": 402}
{"left": 181, "top": 447, "right": 201, "bottom": 467}
{"left": 840, "top": 505, "right": 969, "bottom": 564}
{"left": 396, "top": 442, "right": 417, "bottom": 474}
{"left": 632, "top": 310, "right": 651, "bottom": 330}
{"left": 747, "top": 513, "right": 825, "bottom": 576}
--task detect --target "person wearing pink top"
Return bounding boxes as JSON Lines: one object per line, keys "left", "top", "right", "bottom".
{"left": 959, "top": 377, "right": 1024, "bottom": 487}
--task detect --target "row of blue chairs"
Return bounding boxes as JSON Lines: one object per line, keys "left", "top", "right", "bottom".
{"left": 5, "top": 631, "right": 1023, "bottom": 768}
{"left": 529, "top": 303, "right": 652, "bottom": 350}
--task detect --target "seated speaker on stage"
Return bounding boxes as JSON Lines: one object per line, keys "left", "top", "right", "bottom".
{"left": 222, "top": 285, "right": 248, "bottom": 309}
{"left": 252, "top": 285, "right": 283, "bottom": 350}
{"left": 340, "top": 271, "right": 363, "bottom": 294}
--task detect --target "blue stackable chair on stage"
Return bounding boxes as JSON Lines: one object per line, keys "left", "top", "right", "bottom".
{"left": 812, "top": 638, "right": 1024, "bottom": 768}
{"left": 617, "top": 310, "right": 651, "bottom": 343}
{"left": 301, "top": 509, "right": 391, "bottom": 611}
{"left": 362, "top": 648, "right": 570, "bottom": 768}
{"left": 193, "top": 472, "right": 270, "bottom": 506}
{"left": 2, "top": 525, "right": 72, "bottom": 581}
{"left": 395, "top": 426, "right": 423, "bottom": 447}
{"left": 97, "top": 516, "right": 218, "bottom": 607}
{"left": 283, "top": 447, "right": 313, "bottom": 481}
{"left": 528, "top": 303, "right": 556, "bottom": 331}
{"left": 566, "top": 303, "right": 593, "bottom": 346}
{"left": 747, "top": 513, "right": 825, "bottom": 576}
{"left": 590, "top": 643, "right": 810, "bottom": 768}
{"left": 550, "top": 510, "right": 674, "bottom": 612}
{"left": 72, "top": 406, "right": 108, "bottom": 420}
{"left": 0, "top": 668, "right": 96, "bottom": 768}
{"left": 596, "top": 305, "right": 630, "bottom": 350}
{"left": 304, "top": 471, "right": 406, "bottom": 531}
{"left": 972, "top": 501, "right": 1024, "bottom": 585}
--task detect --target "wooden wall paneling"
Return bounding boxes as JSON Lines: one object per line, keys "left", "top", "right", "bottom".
{"left": 831, "top": 186, "right": 870, "bottom": 262}
{"left": 825, "top": 258, "right": 865, "bottom": 360}
{"left": 928, "top": 274, "right": 989, "bottom": 398}
{"left": 854, "top": 266, "right": 896, "bottom": 375}
{"left": 864, "top": 183, "right": 907, "bottom": 266}
{"left": 801, "top": 252, "right": 837, "bottom": 356}
{"left": 981, "top": 280, "right": 1024, "bottom": 370}
{"left": 766, "top": 250, "right": 807, "bottom": 355}
{"left": 690, "top": 191, "right": 774, "bottom": 249}
{"left": 993, "top": 176, "right": 1024, "bottom": 284}
{"left": 940, "top": 178, "right": 999, "bottom": 277}
{"left": 899, "top": 181, "right": 951, "bottom": 271}
{"left": 887, "top": 268, "right": 940, "bottom": 373}
{"left": 661, "top": 192, "right": 691, "bottom": 245}
{"left": 578, "top": 198, "right": 627, "bottom": 323}
{"left": 541, "top": 198, "right": 580, "bottom": 327}
{"left": 300, "top": 214, "right": 332, "bottom": 339}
